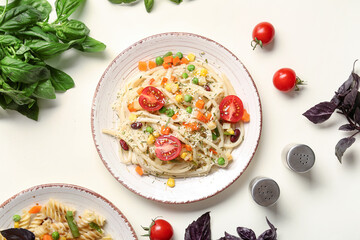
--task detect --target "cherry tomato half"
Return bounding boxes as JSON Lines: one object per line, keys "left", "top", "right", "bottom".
{"left": 251, "top": 22, "right": 275, "bottom": 50}
{"left": 155, "top": 135, "right": 181, "bottom": 161}
{"left": 150, "top": 219, "right": 173, "bottom": 240}
{"left": 139, "top": 86, "right": 166, "bottom": 111}
{"left": 219, "top": 95, "right": 244, "bottom": 123}
{"left": 273, "top": 68, "right": 302, "bottom": 92}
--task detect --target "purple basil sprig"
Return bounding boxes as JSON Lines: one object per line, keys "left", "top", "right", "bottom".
{"left": 303, "top": 60, "right": 360, "bottom": 163}
{"left": 219, "top": 217, "right": 277, "bottom": 240}
{"left": 184, "top": 212, "right": 211, "bottom": 240}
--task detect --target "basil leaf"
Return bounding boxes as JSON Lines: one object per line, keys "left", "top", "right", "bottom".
{"left": 47, "top": 65, "right": 74, "bottom": 92}
{"left": 73, "top": 36, "right": 106, "bottom": 52}
{"left": 32, "top": 79, "right": 56, "bottom": 99}
{"left": 302, "top": 101, "right": 337, "bottom": 124}
{"left": 335, "top": 136, "right": 356, "bottom": 163}
{"left": 55, "top": 19, "right": 90, "bottom": 41}
{"left": 257, "top": 217, "right": 277, "bottom": 240}
{"left": 219, "top": 232, "right": 241, "bottom": 240}
{"left": 108, "top": 0, "right": 137, "bottom": 3}
{"left": 184, "top": 212, "right": 211, "bottom": 240}
{"left": 338, "top": 123, "right": 356, "bottom": 131}
{"left": 55, "top": 0, "right": 84, "bottom": 22}
{"left": 19, "top": 26, "right": 59, "bottom": 42}
{"left": 0, "top": 56, "right": 50, "bottom": 84}
{"left": 17, "top": 0, "right": 52, "bottom": 21}
{"left": 0, "top": 94, "right": 39, "bottom": 120}
{"left": 169, "top": 0, "right": 182, "bottom": 3}
{"left": 237, "top": 227, "right": 256, "bottom": 240}
{"left": 25, "top": 39, "right": 71, "bottom": 59}
{"left": 144, "top": 0, "right": 154, "bottom": 13}
{"left": 0, "top": 35, "right": 22, "bottom": 46}
{"left": 0, "top": 87, "right": 35, "bottom": 105}
{"left": 0, "top": 5, "right": 42, "bottom": 32}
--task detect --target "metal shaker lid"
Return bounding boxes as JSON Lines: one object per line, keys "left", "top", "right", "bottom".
{"left": 286, "top": 144, "right": 315, "bottom": 173}
{"left": 249, "top": 177, "right": 280, "bottom": 207}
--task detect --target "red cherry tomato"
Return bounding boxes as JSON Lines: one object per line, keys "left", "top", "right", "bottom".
{"left": 155, "top": 135, "right": 181, "bottom": 161}
{"left": 273, "top": 68, "right": 302, "bottom": 92}
{"left": 219, "top": 95, "right": 244, "bottom": 123}
{"left": 251, "top": 22, "right": 275, "bottom": 50}
{"left": 149, "top": 219, "right": 173, "bottom": 240}
{"left": 139, "top": 86, "right": 165, "bottom": 111}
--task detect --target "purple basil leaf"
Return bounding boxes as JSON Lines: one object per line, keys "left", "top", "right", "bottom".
{"left": 218, "top": 232, "right": 241, "bottom": 240}
{"left": 355, "top": 107, "right": 360, "bottom": 125}
{"left": 303, "top": 101, "right": 337, "bottom": 124}
{"left": 184, "top": 212, "right": 211, "bottom": 240}
{"left": 343, "top": 87, "right": 358, "bottom": 110}
{"left": 236, "top": 227, "right": 256, "bottom": 240}
{"left": 338, "top": 123, "right": 356, "bottom": 131}
{"left": 336, "top": 72, "right": 355, "bottom": 97}
{"left": 1, "top": 228, "right": 35, "bottom": 240}
{"left": 335, "top": 136, "right": 356, "bottom": 163}
{"left": 257, "top": 217, "right": 277, "bottom": 240}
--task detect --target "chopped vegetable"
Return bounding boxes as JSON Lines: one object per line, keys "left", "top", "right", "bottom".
{"left": 42, "top": 234, "right": 52, "bottom": 240}
{"left": 167, "top": 178, "right": 175, "bottom": 188}
{"left": 148, "top": 60, "right": 157, "bottom": 69}
{"left": 182, "top": 72, "right": 189, "bottom": 79}
{"left": 161, "top": 126, "right": 171, "bottom": 135}
{"left": 181, "top": 57, "right": 189, "bottom": 64}
{"left": 51, "top": 231, "right": 60, "bottom": 240}
{"left": 163, "top": 51, "right": 173, "bottom": 57}
{"left": 187, "top": 53, "right": 196, "bottom": 62}
{"left": 159, "top": 106, "right": 167, "bottom": 113}
{"left": 138, "top": 61, "right": 148, "bottom": 71}
{"left": 14, "top": 222, "right": 19, "bottom": 228}
{"left": 175, "top": 52, "right": 183, "bottom": 59}
{"left": 147, "top": 134, "right": 156, "bottom": 144}
{"left": 136, "top": 87, "right": 144, "bottom": 95}
{"left": 89, "top": 222, "right": 103, "bottom": 233}
{"left": 196, "top": 111, "right": 209, "bottom": 123}
{"left": 155, "top": 135, "right": 181, "bottom": 161}
{"left": 184, "top": 145, "right": 192, "bottom": 151}
{"left": 149, "top": 78, "right": 155, "bottom": 85}
{"left": 184, "top": 94, "right": 193, "bottom": 102}
{"left": 13, "top": 215, "right": 21, "bottom": 222}
{"left": 173, "top": 56, "right": 181, "bottom": 66}
{"left": 192, "top": 77, "right": 199, "bottom": 85}
{"left": 217, "top": 157, "right": 225, "bottom": 165}
{"left": 186, "top": 106, "right": 193, "bottom": 113}
{"left": 129, "top": 113, "right": 137, "bottom": 122}
{"left": 156, "top": 56, "right": 164, "bottom": 65}
{"left": 164, "top": 56, "right": 173, "bottom": 64}
{"left": 195, "top": 99, "right": 205, "bottom": 109}
{"left": 162, "top": 62, "right": 172, "bottom": 69}
{"left": 28, "top": 205, "right": 42, "bottom": 214}
{"left": 171, "top": 112, "right": 179, "bottom": 120}
{"left": 242, "top": 109, "right": 250, "bottom": 122}
{"left": 209, "top": 148, "right": 217, "bottom": 155}
{"left": 187, "top": 64, "right": 195, "bottom": 71}
{"left": 146, "top": 126, "right": 154, "bottom": 133}
{"left": 165, "top": 109, "right": 175, "bottom": 117}
{"left": 65, "top": 211, "right": 80, "bottom": 238}
{"left": 128, "top": 102, "right": 137, "bottom": 112}
{"left": 183, "top": 122, "right": 199, "bottom": 131}
{"left": 200, "top": 68, "right": 208, "bottom": 76}
{"left": 135, "top": 165, "right": 144, "bottom": 176}
{"left": 153, "top": 131, "right": 160, "bottom": 138}
{"left": 175, "top": 94, "right": 183, "bottom": 103}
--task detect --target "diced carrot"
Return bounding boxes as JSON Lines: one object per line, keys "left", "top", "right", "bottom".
{"left": 171, "top": 112, "right": 179, "bottom": 120}
{"left": 195, "top": 99, "right": 205, "bottom": 109}
{"left": 161, "top": 126, "right": 171, "bottom": 135}
{"left": 162, "top": 62, "right": 172, "bottom": 69}
{"left": 138, "top": 61, "right": 147, "bottom": 71}
{"left": 148, "top": 61, "right": 156, "bottom": 69}
{"left": 42, "top": 234, "right": 52, "bottom": 240}
{"left": 173, "top": 56, "right": 181, "bottom": 66}
{"left": 149, "top": 78, "right": 155, "bottom": 85}
{"left": 242, "top": 109, "right": 250, "bottom": 122}
{"left": 136, "top": 87, "right": 144, "bottom": 95}
{"left": 183, "top": 122, "right": 200, "bottom": 131}
{"left": 206, "top": 113, "right": 212, "bottom": 121}
{"left": 28, "top": 205, "right": 42, "bottom": 214}
{"left": 196, "top": 111, "right": 208, "bottom": 123}
{"left": 209, "top": 148, "right": 218, "bottom": 155}
{"left": 164, "top": 56, "right": 173, "bottom": 64}
{"left": 181, "top": 57, "right": 189, "bottom": 64}
{"left": 184, "top": 144, "right": 192, "bottom": 152}
{"left": 161, "top": 77, "right": 168, "bottom": 86}
{"left": 128, "top": 102, "right": 137, "bottom": 112}
{"left": 135, "top": 165, "right": 143, "bottom": 176}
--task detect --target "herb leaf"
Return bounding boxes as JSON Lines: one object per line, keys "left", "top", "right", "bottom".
{"left": 338, "top": 123, "right": 356, "bottom": 131}
{"left": 55, "top": 0, "right": 85, "bottom": 23}
{"left": 219, "top": 232, "right": 241, "bottom": 240}
{"left": 257, "top": 217, "right": 277, "bottom": 240}
{"left": 0, "top": 5, "right": 41, "bottom": 32}
{"left": 184, "top": 212, "right": 211, "bottom": 240}
{"left": 302, "top": 101, "right": 337, "bottom": 124}
{"left": 237, "top": 227, "right": 256, "bottom": 240}
{"left": 144, "top": 0, "right": 154, "bottom": 13}
{"left": 335, "top": 136, "right": 356, "bottom": 163}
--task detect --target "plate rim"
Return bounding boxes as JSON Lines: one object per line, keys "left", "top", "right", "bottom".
{"left": 91, "top": 31, "right": 263, "bottom": 204}
{"left": 0, "top": 183, "right": 138, "bottom": 240}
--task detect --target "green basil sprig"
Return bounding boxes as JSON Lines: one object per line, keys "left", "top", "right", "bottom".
{"left": 109, "top": 0, "right": 183, "bottom": 13}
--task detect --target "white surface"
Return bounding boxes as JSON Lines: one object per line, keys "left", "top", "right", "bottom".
{"left": 92, "top": 32, "right": 261, "bottom": 203}
{"left": 1, "top": 0, "right": 360, "bottom": 239}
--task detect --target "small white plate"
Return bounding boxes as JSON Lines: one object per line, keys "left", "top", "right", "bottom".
{"left": 91, "top": 32, "right": 262, "bottom": 204}
{"left": 0, "top": 184, "right": 137, "bottom": 240}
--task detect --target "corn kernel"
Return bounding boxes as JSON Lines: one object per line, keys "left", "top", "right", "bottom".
{"left": 187, "top": 154, "right": 193, "bottom": 161}
{"left": 175, "top": 94, "right": 183, "bottom": 103}
{"left": 225, "top": 151, "right": 233, "bottom": 161}
{"left": 59, "top": 237, "right": 67, "bottom": 240}
{"left": 147, "top": 134, "right": 155, "bottom": 145}
{"left": 226, "top": 128, "right": 234, "bottom": 135}
{"left": 187, "top": 53, "right": 196, "bottom": 62}
{"left": 171, "top": 83, "right": 179, "bottom": 93}
{"left": 167, "top": 178, "right": 175, "bottom": 188}
{"left": 14, "top": 222, "right": 19, "bottom": 228}
{"left": 200, "top": 68, "right": 208, "bottom": 76}
{"left": 198, "top": 77, "right": 207, "bottom": 86}
{"left": 153, "top": 131, "right": 160, "bottom": 138}
{"left": 180, "top": 152, "right": 188, "bottom": 159}
{"left": 165, "top": 83, "right": 172, "bottom": 92}
{"left": 207, "top": 121, "right": 216, "bottom": 130}
{"left": 129, "top": 113, "right": 137, "bottom": 122}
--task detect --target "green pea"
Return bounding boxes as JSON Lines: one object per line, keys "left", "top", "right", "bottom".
{"left": 166, "top": 109, "right": 175, "bottom": 117}
{"left": 184, "top": 94, "right": 193, "bottom": 102}
{"left": 13, "top": 214, "right": 21, "bottom": 222}
{"left": 159, "top": 106, "right": 167, "bottom": 113}
{"left": 163, "top": 51, "right": 173, "bottom": 57}
{"left": 52, "top": 231, "right": 60, "bottom": 240}
{"left": 155, "top": 56, "right": 164, "bottom": 66}
{"left": 187, "top": 64, "right": 195, "bottom": 71}
{"left": 182, "top": 72, "right": 188, "bottom": 79}
{"left": 192, "top": 77, "right": 199, "bottom": 85}
{"left": 212, "top": 132, "right": 218, "bottom": 140}
{"left": 217, "top": 157, "right": 225, "bottom": 165}
{"left": 175, "top": 52, "right": 183, "bottom": 59}
{"left": 146, "top": 126, "right": 154, "bottom": 133}
{"left": 186, "top": 106, "right": 193, "bottom": 113}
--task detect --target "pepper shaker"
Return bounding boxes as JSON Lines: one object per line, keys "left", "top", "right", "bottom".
{"left": 282, "top": 144, "right": 315, "bottom": 173}
{"left": 249, "top": 177, "right": 280, "bottom": 207}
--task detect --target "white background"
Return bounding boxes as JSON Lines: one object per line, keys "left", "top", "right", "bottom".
{"left": 1, "top": 0, "right": 360, "bottom": 239}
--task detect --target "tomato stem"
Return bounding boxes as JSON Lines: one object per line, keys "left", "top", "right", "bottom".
{"left": 251, "top": 37, "right": 263, "bottom": 50}
{"left": 295, "top": 77, "right": 305, "bottom": 91}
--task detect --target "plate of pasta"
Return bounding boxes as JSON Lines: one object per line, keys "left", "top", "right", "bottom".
{"left": 0, "top": 184, "right": 137, "bottom": 240}
{"left": 92, "top": 32, "right": 262, "bottom": 203}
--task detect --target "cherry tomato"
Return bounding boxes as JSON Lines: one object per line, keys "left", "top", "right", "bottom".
{"left": 219, "top": 95, "right": 244, "bottom": 123}
{"left": 155, "top": 135, "right": 181, "bottom": 161}
{"left": 149, "top": 219, "right": 173, "bottom": 240}
{"left": 139, "top": 86, "right": 166, "bottom": 111}
{"left": 251, "top": 22, "right": 275, "bottom": 50}
{"left": 273, "top": 68, "right": 302, "bottom": 92}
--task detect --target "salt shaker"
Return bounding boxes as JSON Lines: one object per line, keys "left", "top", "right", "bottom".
{"left": 282, "top": 144, "right": 315, "bottom": 173}
{"left": 249, "top": 177, "right": 280, "bottom": 207}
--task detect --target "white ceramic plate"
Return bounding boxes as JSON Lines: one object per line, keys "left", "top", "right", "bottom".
{"left": 91, "top": 32, "right": 262, "bottom": 204}
{"left": 0, "top": 184, "right": 137, "bottom": 240}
